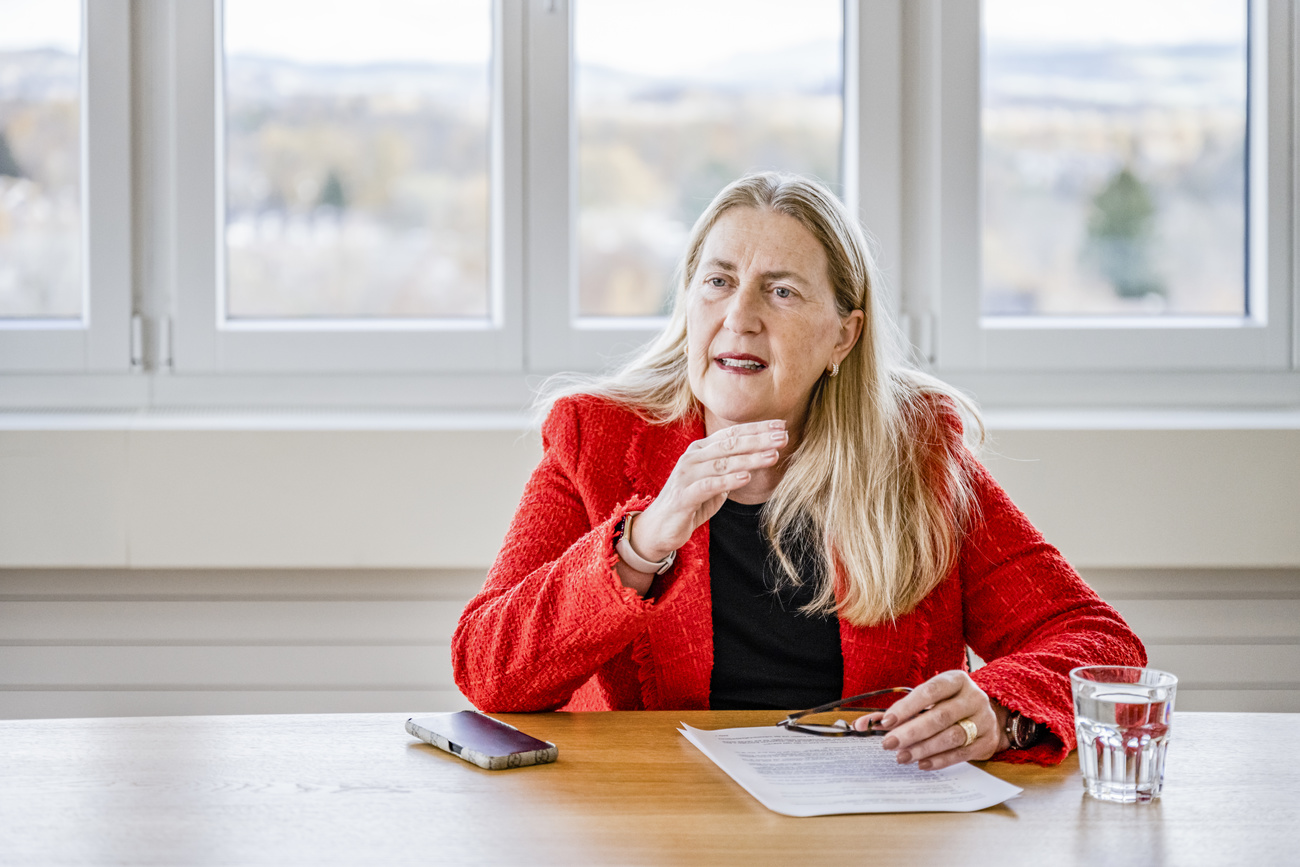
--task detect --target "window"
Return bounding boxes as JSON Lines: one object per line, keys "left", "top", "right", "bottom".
{"left": 982, "top": 0, "right": 1248, "bottom": 319}
{"left": 574, "top": 0, "right": 843, "bottom": 319}
{"left": 172, "top": 0, "right": 521, "bottom": 372}
{"left": 527, "top": 0, "right": 846, "bottom": 370}
{"left": 222, "top": 0, "right": 492, "bottom": 322}
{"left": 1, "top": 0, "right": 1296, "bottom": 405}
{"left": 0, "top": 0, "right": 82, "bottom": 320}
{"left": 0, "top": 0, "right": 129, "bottom": 372}
{"left": 929, "top": 0, "right": 1291, "bottom": 372}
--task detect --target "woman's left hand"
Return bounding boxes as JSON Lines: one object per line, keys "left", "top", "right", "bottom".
{"left": 852, "top": 670, "right": 1006, "bottom": 770}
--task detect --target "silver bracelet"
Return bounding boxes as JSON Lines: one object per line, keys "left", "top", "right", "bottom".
{"left": 614, "top": 511, "right": 677, "bottom": 575}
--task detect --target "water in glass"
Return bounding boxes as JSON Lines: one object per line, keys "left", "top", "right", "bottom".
{"left": 1072, "top": 667, "right": 1176, "bottom": 803}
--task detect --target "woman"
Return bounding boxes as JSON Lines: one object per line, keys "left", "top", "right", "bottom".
{"left": 453, "top": 172, "right": 1144, "bottom": 770}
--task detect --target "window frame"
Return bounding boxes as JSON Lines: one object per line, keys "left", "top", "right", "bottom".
{"left": 0, "top": 0, "right": 1296, "bottom": 409}
{"left": 169, "top": 0, "right": 524, "bottom": 374}
{"left": 0, "top": 0, "right": 132, "bottom": 373}
{"left": 927, "top": 0, "right": 1294, "bottom": 373}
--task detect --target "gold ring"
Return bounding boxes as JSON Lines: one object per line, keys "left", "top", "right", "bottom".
{"left": 957, "top": 718, "right": 978, "bottom": 749}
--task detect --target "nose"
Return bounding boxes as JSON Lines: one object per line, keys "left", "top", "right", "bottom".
{"left": 722, "top": 282, "right": 762, "bottom": 335}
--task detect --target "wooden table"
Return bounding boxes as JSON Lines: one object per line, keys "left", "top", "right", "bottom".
{"left": 1, "top": 711, "right": 1296, "bottom": 866}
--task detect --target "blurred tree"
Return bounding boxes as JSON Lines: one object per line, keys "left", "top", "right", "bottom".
{"left": 0, "top": 129, "right": 26, "bottom": 178}
{"left": 318, "top": 169, "right": 347, "bottom": 210}
{"left": 1085, "top": 166, "right": 1165, "bottom": 299}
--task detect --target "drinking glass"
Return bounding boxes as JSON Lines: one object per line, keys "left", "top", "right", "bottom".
{"left": 1071, "top": 666, "right": 1177, "bottom": 803}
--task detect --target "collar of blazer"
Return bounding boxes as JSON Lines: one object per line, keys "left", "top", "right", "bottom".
{"left": 622, "top": 406, "right": 707, "bottom": 499}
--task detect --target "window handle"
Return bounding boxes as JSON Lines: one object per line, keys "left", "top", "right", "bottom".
{"left": 131, "top": 314, "right": 144, "bottom": 370}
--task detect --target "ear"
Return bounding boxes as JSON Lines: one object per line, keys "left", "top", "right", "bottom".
{"left": 831, "top": 309, "right": 865, "bottom": 364}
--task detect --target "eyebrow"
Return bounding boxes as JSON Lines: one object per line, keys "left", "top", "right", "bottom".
{"left": 701, "top": 258, "right": 807, "bottom": 284}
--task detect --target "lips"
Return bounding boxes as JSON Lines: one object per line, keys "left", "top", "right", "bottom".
{"left": 714, "top": 352, "right": 768, "bottom": 372}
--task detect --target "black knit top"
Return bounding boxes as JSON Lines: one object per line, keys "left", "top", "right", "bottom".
{"left": 708, "top": 498, "right": 843, "bottom": 710}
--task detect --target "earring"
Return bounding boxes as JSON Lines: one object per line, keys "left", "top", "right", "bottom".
{"left": 828, "top": 362, "right": 839, "bottom": 378}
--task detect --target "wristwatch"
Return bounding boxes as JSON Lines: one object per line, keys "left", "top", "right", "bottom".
{"left": 1004, "top": 711, "right": 1042, "bottom": 749}
{"left": 613, "top": 511, "right": 677, "bottom": 575}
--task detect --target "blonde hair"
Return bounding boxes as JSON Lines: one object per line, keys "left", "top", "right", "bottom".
{"left": 540, "top": 172, "right": 984, "bottom": 626}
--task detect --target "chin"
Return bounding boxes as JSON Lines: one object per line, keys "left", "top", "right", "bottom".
{"left": 706, "top": 398, "right": 770, "bottom": 426}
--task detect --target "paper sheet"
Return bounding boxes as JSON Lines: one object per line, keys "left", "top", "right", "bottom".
{"left": 679, "top": 723, "right": 1022, "bottom": 816}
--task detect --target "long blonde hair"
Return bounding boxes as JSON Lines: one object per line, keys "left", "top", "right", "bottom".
{"left": 540, "top": 172, "right": 983, "bottom": 626}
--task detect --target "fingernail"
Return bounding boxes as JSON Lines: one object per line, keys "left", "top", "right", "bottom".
{"left": 763, "top": 450, "right": 779, "bottom": 459}
{"left": 771, "top": 431, "right": 787, "bottom": 442}
{"left": 897, "top": 750, "right": 912, "bottom": 764}
{"left": 918, "top": 760, "right": 932, "bottom": 771}
{"left": 769, "top": 420, "right": 785, "bottom": 429}
{"left": 881, "top": 715, "right": 896, "bottom": 728}
{"left": 882, "top": 737, "right": 898, "bottom": 750}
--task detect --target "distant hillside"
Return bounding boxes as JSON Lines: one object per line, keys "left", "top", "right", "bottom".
{"left": 1, "top": 40, "right": 1245, "bottom": 111}
{"left": 0, "top": 48, "right": 78, "bottom": 101}
{"left": 985, "top": 42, "right": 1245, "bottom": 110}
{"left": 223, "top": 54, "right": 488, "bottom": 106}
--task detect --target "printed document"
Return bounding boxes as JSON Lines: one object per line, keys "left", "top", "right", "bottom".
{"left": 679, "top": 723, "right": 1022, "bottom": 816}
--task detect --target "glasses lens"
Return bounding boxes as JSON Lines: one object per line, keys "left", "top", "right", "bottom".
{"left": 795, "top": 722, "right": 852, "bottom": 735}
{"left": 792, "top": 712, "right": 864, "bottom": 734}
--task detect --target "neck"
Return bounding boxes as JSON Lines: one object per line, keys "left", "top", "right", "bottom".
{"left": 727, "top": 467, "right": 781, "bottom": 505}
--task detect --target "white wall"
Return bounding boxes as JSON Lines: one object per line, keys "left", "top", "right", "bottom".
{"left": 0, "top": 422, "right": 538, "bottom": 568}
{"left": 1, "top": 417, "right": 1297, "bottom": 719}
{"left": 2, "top": 418, "right": 1297, "bottom": 569}
{"left": 980, "top": 424, "right": 1300, "bottom": 568}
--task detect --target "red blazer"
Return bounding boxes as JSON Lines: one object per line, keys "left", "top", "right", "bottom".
{"left": 452, "top": 395, "right": 1146, "bottom": 764}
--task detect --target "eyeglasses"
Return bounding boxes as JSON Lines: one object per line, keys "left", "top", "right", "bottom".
{"left": 777, "top": 688, "right": 915, "bottom": 736}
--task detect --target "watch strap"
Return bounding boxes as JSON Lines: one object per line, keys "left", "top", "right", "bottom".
{"left": 614, "top": 512, "right": 677, "bottom": 575}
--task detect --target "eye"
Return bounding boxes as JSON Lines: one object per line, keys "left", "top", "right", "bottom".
{"left": 773, "top": 286, "right": 793, "bottom": 299}
{"left": 707, "top": 276, "right": 727, "bottom": 288}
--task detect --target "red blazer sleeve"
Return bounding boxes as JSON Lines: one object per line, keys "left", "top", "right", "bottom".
{"left": 961, "top": 457, "right": 1147, "bottom": 765}
{"left": 451, "top": 398, "right": 656, "bottom": 712}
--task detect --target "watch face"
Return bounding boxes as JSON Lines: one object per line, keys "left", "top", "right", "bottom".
{"left": 1009, "top": 714, "right": 1039, "bottom": 749}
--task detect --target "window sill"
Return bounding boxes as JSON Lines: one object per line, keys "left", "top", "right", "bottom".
{"left": 0, "top": 369, "right": 1298, "bottom": 424}
{"left": 2, "top": 404, "right": 1299, "bottom": 434}
{"left": 981, "top": 408, "right": 1300, "bottom": 431}
{"left": 0, "top": 408, "right": 533, "bottom": 432}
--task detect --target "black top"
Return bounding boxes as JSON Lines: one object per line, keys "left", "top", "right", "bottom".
{"left": 708, "top": 498, "right": 844, "bottom": 710}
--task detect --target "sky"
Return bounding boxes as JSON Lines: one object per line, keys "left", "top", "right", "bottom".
{"left": 985, "top": 0, "right": 1246, "bottom": 47}
{"left": 0, "top": 0, "right": 79, "bottom": 52}
{"left": 224, "top": 0, "right": 491, "bottom": 65}
{"left": 574, "top": 0, "right": 840, "bottom": 76}
{"left": 225, "top": 0, "right": 842, "bottom": 75}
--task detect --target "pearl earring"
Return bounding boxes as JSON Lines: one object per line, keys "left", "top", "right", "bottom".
{"left": 828, "top": 362, "right": 839, "bottom": 378}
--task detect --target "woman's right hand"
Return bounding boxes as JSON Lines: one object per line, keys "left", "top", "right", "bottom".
{"left": 616, "top": 419, "right": 788, "bottom": 592}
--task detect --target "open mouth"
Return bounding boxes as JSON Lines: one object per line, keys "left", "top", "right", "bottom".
{"left": 715, "top": 354, "right": 767, "bottom": 372}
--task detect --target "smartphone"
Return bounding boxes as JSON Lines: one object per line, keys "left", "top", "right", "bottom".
{"left": 406, "top": 711, "right": 558, "bottom": 770}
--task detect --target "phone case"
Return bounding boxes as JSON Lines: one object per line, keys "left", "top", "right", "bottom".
{"left": 406, "top": 712, "right": 558, "bottom": 770}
